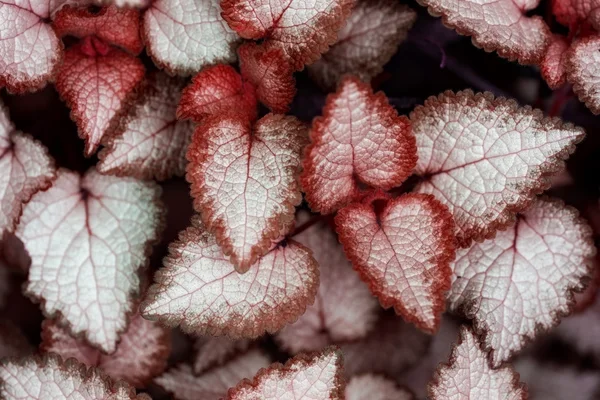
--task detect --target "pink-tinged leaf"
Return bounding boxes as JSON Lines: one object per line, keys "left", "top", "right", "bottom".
{"left": 15, "top": 168, "right": 164, "bottom": 353}
{"left": 143, "top": 0, "right": 239, "bottom": 76}
{"left": 98, "top": 72, "right": 194, "bottom": 181}
{"left": 95, "top": 0, "right": 151, "bottom": 7}
{"left": 177, "top": 64, "right": 257, "bottom": 123}
{"left": 194, "top": 337, "right": 251, "bottom": 374}
{"left": 411, "top": 90, "right": 584, "bottom": 247}
{"left": 566, "top": 36, "right": 600, "bottom": 115}
{"left": 238, "top": 43, "right": 295, "bottom": 114}
{"left": 541, "top": 36, "right": 569, "bottom": 90}
{"left": 308, "top": 0, "right": 417, "bottom": 90}
{"left": 552, "top": 0, "right": 600, "bottom": 32}
{"left": 346, "top": 374, "right": 414, "bottom": 400}
{"left": 0, "top": 101, "right": 55, "bottom": 234}
{"left": 221, "top": 0, "right": 354, "bottom": 70}
{"left": 416, "top": 0, "right": 550, "bottom": 64}
{"left": 554, "top": 292, "right": 600, "bottom": 360}
{"left": 448, "top": 197, "right": 595, "bottom": 367}
{"left": 336, "top": 193, "right": 455, "bottom": 333}
{"left": 225, "top": 347, "right": 343, "bottom": 400}
{"left": 41, "top": 312, "right": 171, "bottom": 387}
{"left": 428, "top": 326, "right": 527, "bottom": 400}
{"left": 156, "top": 350, "right": 270, "bottom": 400}
{"left": 0, "top": 355, "right": 150, "bottom": 400}
{"left": 0, "top": 321, "right": 32, "bottom": 359}
{"left": 141, "top": 216, "right": 318, "bottom": 338}
{"left": 56, "top": 40, "right": 145, "bottom": 156}
{"left": 53, "top": 5, "right": 143, "bottom": 55}
{"left": 277, "top": 214, "right": 379, "bottom": 353}
{"left": 302, "top": 77, "right": 417, "bottom": 215}
{"left": 186, "top": 114, "right": 306, "bottom": 271}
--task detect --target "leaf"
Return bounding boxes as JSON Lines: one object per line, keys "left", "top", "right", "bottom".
{"left": 143, "top": 0, "right": 239, "bottom": 76}
{"left": 0, "top": 354, "right": 150, "bottom": 400}
{"left": 541, "top": 36, "right": 569, "bottom": 90}
{"left": 411, "top": 90, "right": 584, "bottom": 247}
{"left": 56, "top": 38, "right": 145, "bottom": 156}
{"left": 554, "top": 291, "right": 600, "bottom": 361}
{"left": 41, "top": 312, "right": 171, "bottom": 387}
{"left": 140, "top": 216, "right": 319, "bottom": 338}
{"left": 224, "top": 347, "right": 344, "bottom": 400}
{"left": 552, "top": 0, "right": 600, "bottom": 32}
{"left": 177, "top": 64, "right": 257, "bottom": 123}
{"left": 0, "top": 321, "right": 32, "bottom": 359}
{"left": 566, "top": 36, "right": 600, "bottom": 115}
{"left": 221, "top": 0, "right": 354, "bottom": 70}
{"left": 428, "top": 326, "right": 527, "bottom": 400}
{"left": 301, "top": 77, "right": 416, "bottom": 215}
{"left": 308, "top": 0, "right": 417, "bottom": 90}
{"left": 98, "top": 72, "right": 194, "bottom": 181}
{"left": 0, "top": 101, "right": 55, "bottom": 234}
{"left": 53, "top": 5, "right": 143, "bottom": 55}
{"left": 346, "top": 374, "right": 414, "bottom": 400}
{"left": 156, "top": 350, "right": 270, "bottom": 400}
{"left": 96, "top": 0, "right": 151, "bottom": 7}
{"left": 15, "top": 167, "right": 164, "bottom": 353}
{"left": 194, "top": 337, "right": 251, "bottom": 374}
{"left": 416, "top": 0, "right": 550, "bottom": 64}
{"left": 186, "top": 113, "right": 307, "bottom": 270}
{"left": 238, "top": 43, "right": 295, "bottom": 114}
{"left": 277, "top": 214, "right": 378, "bottom": 353}
{"left": 448, "top": 197, "right": 595, "bottom": 367}
{"left": 336, "top": 193, "right": 455, "bottom": 333}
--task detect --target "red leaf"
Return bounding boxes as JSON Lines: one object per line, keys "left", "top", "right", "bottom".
{"left": 541, "top": 35, "right": 569, "bottom": 90}
{"left": 0, "top": 321, "right": 32, "bottom": 360}
{"left": 448, "top": 198, "right": 595, "bottom": 367}
{"left": 143, "top": 0, "right": 240, "bottom": 75}
{"left": 98, "top": 72, "right": 194, "bottom": 181}
{"left": 346, "top": 374, "right": 414, "bottom": 400}
{"left": 186, "top": 113, "right": 307, "bottom": 271}
{"left": 176, "top": 64, "right": 257, "bottom": 123}
{"left": 566, "top": 36, "right": 600, "bottom": 115}
{"left": 141, "top": 216, "right": 319, "bottom": 338}
{"left": 336, "top": 193, "right": 455, "bottom": 333}
{"left": 56, "top": 40, "right": 145, "bottom": 156}
{"left": 552, "top": 0, "right": 600, "bottom": 32}
{"left": 301, "top": 77, "right": 416, "bottom": 215}
{"left": 194, "top": 337, "right": 251, "bottom": 374}
{"left": 411, "top": 90, "right": 584, "bottom": 247}
{"left": 224, "top": 347, "right": 344, "bottom": 400}
{"left": 0, "top": 101, "right": 55, "bottom": 234}
{"left": 53, "top": 5, "right": 143, "bottom": 55}
{"left": 221, "top": 0, "right": 354, "bottom": 70}
{"left": 15, "top": 168, "right": 164, "bottom": 353}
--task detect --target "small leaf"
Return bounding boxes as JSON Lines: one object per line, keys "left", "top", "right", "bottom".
{"left": 448, "top": 197, "right": 595, "bottom": 367}
{"left": 143, "top": 0, "right": 239, "bottom": 75}
{"left": 346, "top": 374, "right": 414, "bottom": 400}
{"left": 194, "top": 337, "right": 251, "bottom": 374}
{"left": 302, "top": 77, "right": 416, "bottom": 215}
{"left": 0, "top": 321, "right": 32, "bottom": 359}
{"left": 428, "top": 326, "right": 527, "bottom": 400}
{"left": 308, "top": 0, "right": 417, "bottom": 90}
{"left": 336, "top": 193, "right": 455, "bottom": 333}
{"left": 541, "top": 35, "right": 569, "bottom": 90}
{"left": 186, "top": 113, "right": 306, "bottom": 270}
{"left": 567, "top": 36, "right": 600, "bottom": 115}
{"left": 16, "top": 168, "right": 164, "bottom": 353}
{"left": 98, "top": 72, "right": 194, "bottom": 181}
{"left": 411, "top": 90, "right": 584, "bottom": 247}
{"left": 141, "top": 216, "right": 319, "bottom": 338}
{"left": 224, "top": 347, "right": 344, "bottom": 400}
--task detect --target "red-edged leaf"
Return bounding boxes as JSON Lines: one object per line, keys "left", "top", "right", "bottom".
{"left": 277, "top": 214, "right": 379, "bottom": 353}
{"left": 346, "top": 374, "right": 414, "bottom": 400}
{"left": 15, "top": 168, "right": 164, "bottom": 353}
{"left": 56, "top": 39, "right": 145, "bottom": 156}
{"left": 41, "top": 312, "right": 170, "bottom": 387}
{"left": 53, "top": 5, "right": 143, "bottom": 55}
{"left": 302, "top": 76, "right": 416, "bottom": 215}
{"left": 0, "top": 101, "right": 55, "bottom": 234}
{"left": 0, "top": 321, "right": 32, "bottom": 359}
{"left": 448, "top": 197, "right": 595, "bottom": 367}
{"left": 428, "top": 326, "right": 527, "bottom": 400}
{"left": 156, "top": 350, "right": 270, "bottom": 400}
{"left": 177, "top": 64, "right": 257, "bottom": 123}
{"left": 98, "top": 72, "right": 194, "bottom": 181}
{"left": 308, "top": 0, "right": 416, "bottom": 90}
{"left": 417, "top": 0, "right": 550, "bottom": 64}
{"left": 221, "top": 0, "right": 354, "bottom": 70}
{"left": 411, "top": 90, "right": 584, "bottom": 247}
{"left": 566, "top": 36, "right": 600, "bottom": 115}
{"left": 238, "top": 43, "right": 295, "bottom": 114}
{"left": 143, "top": 0, "right": 239, "bottom": 76}
{"left": 552, "top": 0, "right": 600, "bottom": 32}
{"left": 194, "top": 337, "right": 251, "bottom": 374}
{"left": 141, "top": 215, "right": 318, "bottom": 338}
{"left": 186, "top": 113, "right": 306, "bottom": 270}
{"left": 541, "top": 35, "right": 569, "bottom": 90}
{"left": 225, "top": 347, "right": 344, "bottom": 400}
{"left": 554, "top": 291, "right": 600, "bottom": 360}
{"left": 336, "top": 193, "right": 455, "bottom": 333}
